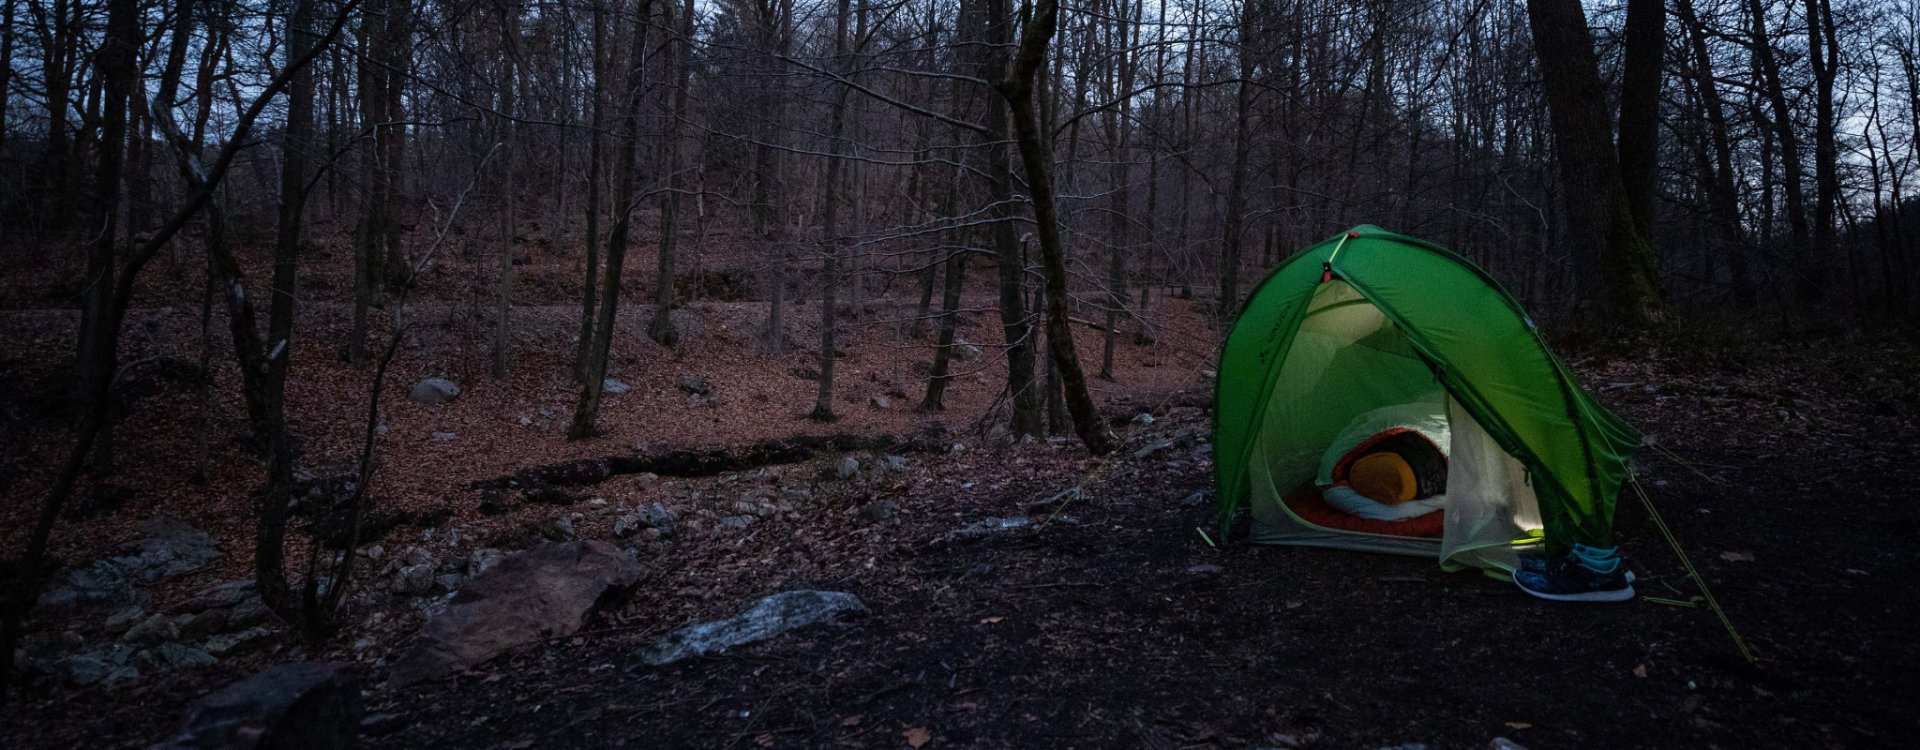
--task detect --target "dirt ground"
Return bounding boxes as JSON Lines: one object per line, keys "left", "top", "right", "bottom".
{"left": 3, "top": 231, "right": 1918, "bottom": 748}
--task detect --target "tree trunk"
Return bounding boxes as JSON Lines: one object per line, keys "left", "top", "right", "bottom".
{"left": 1524, "top": 0, "right": 1666, "bottom": 327}
{"left": 1218, "top": 1, "right": 1255, "bottom": 322}
{"left": 650, "top": 0, "right": 693, "bottom": 347}
{"left": 999, "top": 0, "right": 1110, "bottom": 455}
{"left": 1616, "top": 0, "right": 1663, "bottom": 244}
{"left": 982, "top": 0, "right": 1041, "bottom": 438}
{"left": 1803, "top": 0, "right": 1838, "bottom": 304}
{"left": 919, "top": 249, "right": 967, "bottom": 411}
{"left": 575, "top": 2, "right": 608, "bottom": 381}
{"left": 570, "top": 0, "right": 654, "bottom": 439}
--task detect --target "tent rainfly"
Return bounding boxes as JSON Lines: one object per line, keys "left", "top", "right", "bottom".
{"left": 1212, "top": 226, "right": 1640, "bottom": 574}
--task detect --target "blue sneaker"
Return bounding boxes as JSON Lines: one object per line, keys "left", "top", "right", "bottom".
{"left": 1514, "top": 544, "right": 1634, "bottom": 602}
{"left": 1517, "top": 545, "right": 1635, "bottom": 583}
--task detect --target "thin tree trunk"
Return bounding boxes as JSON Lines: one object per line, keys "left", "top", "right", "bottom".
{"left": 999, "top": 0, "right": 1110, "bottom": 455}
{"left": 570, "top": 0, "right": 655, "bottom": 439}
{"left": 810, "top": 0, "right": 854, "bottom": 422}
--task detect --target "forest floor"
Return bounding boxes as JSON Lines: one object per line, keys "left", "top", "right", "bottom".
{"left": 4, "top": 277, "right": 1919, "bottom": 747}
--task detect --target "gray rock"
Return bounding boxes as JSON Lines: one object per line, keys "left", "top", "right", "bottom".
{"left": 203, "top": 627, "right": 274, "bottom": 657}
{"left": 110, "top": 518, "right": 221, "bottom": 583}
{"left": 867, "top": 395, "right": 891, "bottom": 409}
{"left": 431, "top": 431, "right": 459, "bottom": 442}
{"left": 468, "top": 549, "right": 506, "bottom": 577}
{"left": 1131, "top": 438, "right": 1175, "bottom": 461}
{"left": 1181, "top": 490, "right": 1210, "bottom": 507}
{"left": 834, "top": 457, "right": 860, "bottom": 480}
{"left": 949, "top": 517, "right": 1031, "bottom": 539}
{"left": 616, "top": 502, "right": 678, "bottom": 538}
{"left": 635, "top": 590, "right": 868, "bottom": 667}
{"left": 178, "top": 580, "right": 257, "bottom": 614}
{"left": 1488, "top": 739, "right": 1529, "bottom": 750}
{"left": 552, "top": 513, "right": 579, "bottom": 540}
{"left": 139, "top": 642, "right": 217, "bottom": 671}
{"left": 103, "top": 606, "right": 146, "bottom": 635}
{"left": 390, "top": 541, "right": 642, "bottom": 686}
{"left": 124, "top": 613, "right": 181, "bottom": 644}
{"left": 177, "top": 609, "right": 231, "bottom": 640}
{"left": 434, "top": 573, "right": 465, "bottom": 593}
{"left": 882, "top": 455, "right": 910, "bottom": 473}
{"left": 1131, "top": 412, "right": 1155, "bottom": 426}
{"left": 602, "top": 378, "right": 631, "bottom": 395}
{"left": 951, "top": 338, "right": 984, "bottom": 361}
{"left": 409, "top": 377, "right": 461, "bottom": 405}
{"left": 152, "top": 662, "right": 361, "bottom": 750}
{"left": 677, "top": 374, "right": 712, "bottom": 395}
{"left": 66, "top": 652, "right": 112, "bottom": 687}
{"left": 391, "top": 564, "right": 436, "bottom": 596}
{"left": 402, "top": 546, "right": 436, "bottom": 567}
{"left": 717, "top": 515, "right": 754, "bottom": 530}
{"left": 33, "top": 561, "right": 138, "bottom": 620}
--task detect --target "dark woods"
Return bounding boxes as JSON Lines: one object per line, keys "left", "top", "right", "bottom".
{"left": 0, "top": 0, "right": 1913, "bottom": 701}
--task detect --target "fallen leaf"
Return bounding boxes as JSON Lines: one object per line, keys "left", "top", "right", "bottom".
{"left": 1633, "top": 664, "right": 1648, "bottom": 678}
{"left": 1285, "top": 600, "right": 1303, "bottom": 609}
{"left": 1720, "top": 551, "right": 1755, "bottom": 562}
{"left": 979, "top": 616, "right": 1004, "bottom": 624}
{"left": 904, "top": 726, "right": 932, "bottom": 748}
{"left": 840, "top": 715, "right": 863, "bottom": 727}
{"left": 755, "top": 733, "right": 774, "bottom": 747}
{"left": 1505, "top": 722, "right": 1533, "bottom": 730}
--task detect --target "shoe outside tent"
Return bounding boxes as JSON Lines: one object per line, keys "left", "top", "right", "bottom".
{"left": 1212, "top": 226, "right": 1641, "bottom": 575}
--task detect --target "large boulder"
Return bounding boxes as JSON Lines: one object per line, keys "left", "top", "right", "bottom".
{"left": 151, "top": 662, "right": 361, "bottom": 750}
{"left": 408, "top": 377, "right": 461, "bottom": 405}
{"left": 111, "top": 518, "right": 221, "bottom": 582}
{"left": 634, "top": 590, "right": 867, "bottom": 667}
{"left": 33, "top": 560, "right": 139, "bottom": 620}
{"left": 389, "top": 541, "right": 641, "bottom": 685}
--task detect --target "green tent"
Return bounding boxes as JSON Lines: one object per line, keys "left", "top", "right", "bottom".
{"left": 1212, "top": 226, "right": 1639, "bottom": 573}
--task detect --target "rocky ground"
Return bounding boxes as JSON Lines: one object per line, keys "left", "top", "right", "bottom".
{"left": 5, "top": 303, "right": 1919, "bottom": 748}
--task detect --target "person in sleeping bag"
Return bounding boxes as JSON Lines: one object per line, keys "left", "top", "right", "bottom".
{"left": 1318, "top": 403, "right": 1450, "bottom": 522}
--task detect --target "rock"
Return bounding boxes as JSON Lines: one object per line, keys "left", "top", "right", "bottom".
{"left": 1181, "top": 490, "right": 1210, "bottom": 507}
{"left": 33, "top": 560, "right": 139, "bottom": 620}
{"left": 949, "top": 517, "right": 1031, "bottom": 539}
{"left": 179, "top": 580, "right": 256, "bottom": 614}
{"left": 1028, "top": 487, "right": 1080, "bottom": 513}
{"left": 153, "top": 662, "right": 361, "bottom": 750}
{"left": 468, "top": 549, "right": 506, "bottom": 577}
{"left": 390, "top": 541, "right": 642, "bottom": 686}
{"left": 602, "top": 378, "right": 630, "bottom": 395}
{"left": 867, "top": 395, "right": 891, "bottom": 409}
{"left": 360, "top": 544, "right": 386, "bottom": 563}
{"left": 677, "top": 374, "right": 712, "bottom": 395}
{"left": 882, "top": 455, "right": 910, "bottom": 473}
{"left": 409, "top": 377, "right": 461, "bottom": 404}
{"left": 138, "top": 642, "right": 217, "bottom": 671}
{"left": 1131, "top": 412, "right": 1155, "bottom": 426}
{"left": 858, "top": 500, "right": 898, "bottom": 522}
{"left": 1131, "top": 439, "right": 1175, "bottom": 461}
{"left": 717, "top": 515, "right": 754, "bottom": 530}
{"left": 177, "top": 609, "right": 232, "bottom": 640}
{"left": 434, "top": 573, "right": 465, "bottom": 593}
{"left": 1488, "top": 740, "right": 1529, "bottom": 750}
{"left": 432, "top": 431, "right": 459, "bottom": 442}
{"left": 124, "top": 613, "right": 181, "bottom": 644}
{"left": 391, "top": 564, "right": 436, "bottom": 596}
{"left": 552, "top": 513, "right": 579, "bottom": 540}
{"left": 111, "top": 518, "right": 221, "bottom": 582}
{"left": 634, "top": 590, "right": 868, "bottom": 667}
{"left": 66, "top": 652, "right": 113, "bottom": 687}
{"left": 951, "top": 338, "right": 984, "bottom": 361}
{"left": 402, "top": 546, "right": 436, "bottom": 567}
{"left": 834, "top": 457, "right": 860, "bottom": 480}
{"left": 103, "top": 606, "right": 146, "bottom": 635}
{"left": 204, "top": 627, "right": 274, "bottom": 657}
